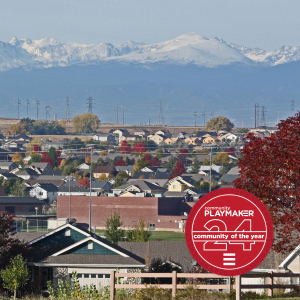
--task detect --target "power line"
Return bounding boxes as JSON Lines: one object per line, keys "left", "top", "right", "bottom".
{"left": 157, "top": 99, "right": 165, "bottom": 125}
{"left": 291, "top": 100, "right": 295, "bottom": 116}
{"left": 202, "top": 111, "right": 206, "bottom": 127}
{"left": 261, "top": 106, "right": 267, "bottom": 127}
{"left": 36, "top": 99, "right": 40, "bottom": 120}
{"left": 120, "top": 106, "right": 126, "bottom": 125}
{"left": 87, "top": 96, "right": 95, "bottom": 114}
{"left": 254, "top": 103, "right": 260, "bottom": 128}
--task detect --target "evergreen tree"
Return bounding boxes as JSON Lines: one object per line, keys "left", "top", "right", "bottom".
{"left": 104, "top": 210, "right": 124, "bottom": 244}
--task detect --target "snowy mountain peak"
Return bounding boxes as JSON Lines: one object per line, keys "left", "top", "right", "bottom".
{"left": 1, "top": 33, "right": 300, "bottom": 71}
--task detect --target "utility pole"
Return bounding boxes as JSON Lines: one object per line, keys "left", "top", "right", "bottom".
{"left": 36, "top": 99, "right": 40, "bottom": 120}
{"left": 87, "top": 96, "right": 94, "bottom": 114}
{"left": 157, "top": 100, "right": 165, "bottom": 125}
{"left": 260, "top": 106, "right": 266, "bottom": 127}
{"left": 45, "top": 105, "right": 51, "bottom": 120}
{"left": 17, "top": 98, "right": 21, "bottom": 119}
{"left": 202, "top": 111, "right": 206, "bottom": 127}
{"left": 65, "top": 97, "right": 71, "bottom": 120}
{"left": 193, "top": 111, "right": 197, "bottom": 126}
{"left": 254, "top": 103, "right": 259, "bottom": 128}
{"left": 115, "top": 106, "right": 119, "bottom": 124}
{"left": 27, "top": 99, "right": 30, "bottom": 118}
{"left": 120, "top": 106, "right": 126, "bottom": 124}
{"left": 291, "top": 100, "right": 295, "bottom": 116}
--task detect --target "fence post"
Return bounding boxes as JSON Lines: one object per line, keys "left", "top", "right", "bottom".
{"left": 235, "top": 275, "right": 241, "bottom": 300}
{"left": 268, "top": 271, "right": 273, "bottom": 297}
{"left": 172, "top": 271, "right": 177, "bottom": 298}
{"left": 230, "top": 276, "right": 233, "bottom": 292}
{"left": 110, "top": 271, "right": 115, "bottom": 300}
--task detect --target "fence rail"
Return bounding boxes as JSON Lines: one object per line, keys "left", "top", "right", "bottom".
{"left": 110, "top": 271, "right": 300, "bottom": 300}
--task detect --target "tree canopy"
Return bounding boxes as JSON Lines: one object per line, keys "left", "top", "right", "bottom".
{"left": 72, "top": 113, "right": 100, "bottom": 133}
{"left": 235, "top": 112, "right": 300, "bottom": 253}
{"left": 206, "top": 116, "right": 234, "bottom": 131}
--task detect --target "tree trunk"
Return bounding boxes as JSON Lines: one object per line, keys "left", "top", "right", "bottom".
{"left": 14, "top": 289, "right": 16, "bottom": 300}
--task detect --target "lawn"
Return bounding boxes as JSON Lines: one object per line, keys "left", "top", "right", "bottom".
{"left": 95, "top": 230, "right": 186, "bottom": 241}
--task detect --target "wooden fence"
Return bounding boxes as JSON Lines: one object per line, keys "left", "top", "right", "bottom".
{"left": 110, "top": 271, "right": 300, "bottom": 300}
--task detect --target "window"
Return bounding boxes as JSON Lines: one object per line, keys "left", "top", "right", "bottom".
{"left": 91, "top": 274, "right": 96, "bottom": 278}
{"left": 5, "top": 206, "right": 15, "bottom": 214}
{"left": 98, "top": 274, "right": 103, "bottom": 278}
{"left": 78, "top": 274, "right": 82, "bottom": 278}
{"left": 173, "top": 185, "right": 176, "bottom": 189}
{"left": 105, "top": 274, "right": 110, "bottom": 279}
{"left": 88, "top": 241, "right": 93, "bottom": 250}
{"left": 27, "top": 206, "right": 35, "bottom": 212}
{"left": 84, "top": 274, "right": 89, "bottom": 278}
{"left": 149, "top": 223, "right": 155, "bottom": 231}
{"left": 65, "top": 228, "right": 71, "bottom": 237}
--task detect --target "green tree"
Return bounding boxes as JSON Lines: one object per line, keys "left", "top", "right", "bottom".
{"left": 72, "top": 113, "right": 100, "bottom": 133}
{"left": 206, "top": 116, "right": 234, "bottom": 131}
{"left": 132, "top": 157, "right": 150, "bottom": 175}
{"left": 47, "top": 147, "right": 58, "bottom": 167}
{"left": 191, "top": 157, "right": 200, "bottom": 173}
{"left": 10, "top": 180, "right": 27, "bottom": 197}
{"left": 0, "top": 254, "right": 30, "bottom": 299}
{"left": 237, "top": 128, "right": 249, "bottom": 133}
{"left": 104, "top": 210, "right": 124, "bottom": 245}
{"left": 3, "top": 178, "right": 19, "bottom": 196}
{"left": 164, "top": 156, "right": 176, "bottom": 171}
{"left": 155, "top": 149, "right": 165, "bottom": 159}
{"left": 126, "top": 220, "right": 152, "bottom": 242}
{"left": 29, "top": 153, "right": 42, "bottom": 164}
{"left": 213, "top": 153, "right": 230, "bottom": 165}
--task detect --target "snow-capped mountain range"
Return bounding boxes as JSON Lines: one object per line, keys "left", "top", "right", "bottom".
{"left": 1, "top": 32, "right": 300, "bottom": 71}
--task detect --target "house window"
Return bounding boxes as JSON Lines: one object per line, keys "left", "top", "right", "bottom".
{"left": 88, "top": 241, "right": 93, "bottom": 250}
{"left": 91, "top": 274, "right": 96, "bottom": 278}
{"left": 5, "top": 206, "right": 15, "bottom": 214}
{"left": 78, "top": 274, "right": 82, "bottom": 278}
{"left": 39, "top": 192, "right": 43, "bottom": 196}
{"left": 27, "top": 206, "right": 35, "bottom": 212}
{"left": 149, "top": 223, "right": 155, "bottom": 231}
{"left": 98, "top": 274, "right": 103, "bottom": 278}
{"left": 105, "top": 275, "right": 110, "bottom": 279}
{"left": 173, "top": 185, "right": 176, "bottom": 189}
{"left": 65, "top": 228, "right": 71, "bottom": 237}
{"left": 84, "top": 274, "right": 89, "bottom": 278}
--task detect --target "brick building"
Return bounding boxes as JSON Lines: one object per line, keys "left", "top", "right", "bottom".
{"left": 0, "top": 197, "right": 43, "bottom": 215}
{"left": 57, "top": 196, "right": 196, "bottom": 231}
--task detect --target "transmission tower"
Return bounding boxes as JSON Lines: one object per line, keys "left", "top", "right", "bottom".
{"left": 87, "top": 96, "right": 94, "bottom": 114}
{"left": 45, "top": 105, "right": 51, "bottom": 120}
{"left": 27, "top": 99, "right": 30, "bottom": 118}
{"left": 120, "top": 106, "right": 126, "bottom": 125}
{"left": 211, "top": 110, "right": 214, "bottom": 118}
{"left": 157, "top": 100, "right": 165, "bottom": 125}
{"left": 291, "top": 100, "right": 295, "bottom": 116}
{"left": 36, "top": 99, "right": 40, "bottom": 120}
{"left": 65, "top": 97, "right": 71, "bottom": 120}
{"left": 254, "top": 103, "right": 260, "bottom": 128}
{"left": 202, "top": 111, "right": 206, "bottom": 127}
{"left": 193, "top": 111, "right": 197, "bottom": 126}
{"left": 260, "top": 106, "right": 267, "bottom": 127}
{"left": 17, "top": 98, "right": 21, "bottom": 119}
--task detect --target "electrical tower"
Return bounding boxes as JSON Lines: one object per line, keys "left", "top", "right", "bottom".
{"left": 157, "top": 100, "right": 165, "bottom": 125}
{"left": 211, "top": 110, "right": 214, "bottom": 118}
{"left": 254, "top": 103, "right": 260, "bottom": 128}
{"left": 202, "top": 111, "right": 206, "bottom": 127}
{"left": 260, "top": 106, "right": 267, "bottom": 127}
{"left": 27, "top": 99, "right": 30, "bottom": 118}
{"left": 87, "top": 96, "right": 94, "bottom": 114}
{"left": 17, "top": 98, "right": 21, "bottom": 119}
{"left": 120, "top": 106, "right": 126, "bottom": 124}
{"left": 291, "top": 100, "right": 295, "bottom": 116}
{"left": 45, "top": 106, "right": 51, "bottom": 120}
{"left": 193, "top": 111, "right": 197, "bottom": 126}
{"left": 36, "top": 99, "right": 40, "bottom": 120}
{"left": 65, "top": 97, "right": 71, "bottom": 120}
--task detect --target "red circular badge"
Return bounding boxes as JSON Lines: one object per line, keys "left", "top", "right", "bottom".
{"left": 185, "top": 188, "right": 273, "bottom": 276}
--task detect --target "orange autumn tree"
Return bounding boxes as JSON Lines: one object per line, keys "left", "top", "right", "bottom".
{"left": 12, "top": 152, "right": 23, "bottom": 164}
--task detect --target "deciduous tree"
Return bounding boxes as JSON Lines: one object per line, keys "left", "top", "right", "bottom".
{"left": 120, "top": 140, "right": 131, "bottom": 154}
{"left": 171, "top": 159, "right": 186, "bottom": 177}
{"left": 235, "top": 112, "right": 300, "bottom": 253}
{"left": 11, "top": 153, "right": 23, "bottom": 164}
{"left": 206, "top": 116, "right": 234, "bottom": 131}
{"left": 72, "top": 113, "right": 100, "bottom": 133}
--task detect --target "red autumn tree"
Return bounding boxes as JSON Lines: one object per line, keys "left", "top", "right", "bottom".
{"left": 235, "top": 112, "right": 300, "bottom": 253}
{"left": 33, "top": 144, "right": 41, "bottom": 152}
{"left": 171, "top": 159, "right": 186, "bottom": 177}
{"left": 226, "top": 147, "right": 235, "bottom": 156}
{"left": 114, "top": 159, "right": 127, "bottom": 166}
{"left": 179, "top": 148, "right": 188, "bottom": 158}
{"left": 132, "top": 142, "right": 146, "bottom": 153}
{"left": 120, "top": 140, "right": 131, "bottom": 154}
{"left": 150, "top": 157, "right": 161, "bottom": 167}
{"left": 78, "top": 177, "right": 89, "bottom": 188}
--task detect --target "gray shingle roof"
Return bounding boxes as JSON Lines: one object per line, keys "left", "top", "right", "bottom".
{"left": 219, "top": 174, "right": 240, "bottom": 183}
{"left": 114, "top": 180, "right": 167, "bottom": 192}
{"left": 0, "top": 197, "right": 41, "bottom": 204}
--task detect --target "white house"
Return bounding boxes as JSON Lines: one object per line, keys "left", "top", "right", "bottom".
{"left": 29, "top": 183, "right": 58, "bottom": 202}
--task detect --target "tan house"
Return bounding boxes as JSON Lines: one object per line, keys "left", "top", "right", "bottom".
{"left": 202, "top": 136, "right": 218, "bottom": 144}
{"left": 134, "top": 130, "right": 150, "bottom": 138}
{"left": 93, "top": 166, "right": 116, "bottom": 178}
{"left": 165, "top": 138, "right": 179, "bottom": 145}
{"left": 147, "top": 134, "right": 165, "bottom": 144}
{"left": 168, "top": 176, "right": 194, "bottom": 192}
{"left": 184, "top": 137, "right": 202, "bottom": 146}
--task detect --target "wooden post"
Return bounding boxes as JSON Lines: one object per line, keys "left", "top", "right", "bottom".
{"left": 268, "top": 271, "right": 273, "bottom": 297}
{"left": 235, "top": 275, "right": 241, "bottom": 300}
{"left": 230, "top": 276, "right": 233, "bottom": 292}
{"left": 172, "top": 271, "right": 177, "bottom": 298}
{"left": 110, "top": 271, "right": 115, "bottom": 300}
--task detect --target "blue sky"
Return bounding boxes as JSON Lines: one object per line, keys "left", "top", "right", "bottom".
{"left": 1, "top": 0, "right": 299, "bottom": 51}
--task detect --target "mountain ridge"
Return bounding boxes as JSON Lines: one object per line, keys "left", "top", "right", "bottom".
{"left": 1, "top": 33, "right": 300, "bottom": 71}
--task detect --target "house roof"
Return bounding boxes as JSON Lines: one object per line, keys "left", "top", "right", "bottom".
{"left": 94, "top": 166, "right": 115, "bottom": 174}
{"left": 0, "top": 173, "right": 19, "bottom": 179}
{"left": 30, "top": 163, "right": 53, "bottom": 170}
{"left": 219, "top": 174, "right": 240, "bottom": 183}
{"left": 33, "top": 183, "right": 59, "bottom": 192}
{"left": 0, "top": 196, "right": 41, "bottom": 204}
{"left": 25, "top": 179, "right": 65, "bottom": 188}
{"left": 127, "top": 178, "right": 168, "bottom": 188}
{"left": 90, "top": 181, "right": 113, "bottom": 189}
{"left": 227, "top": 166, "right": 240, "bottom": 175}
{"left": 114, "top": 180, "right": 167, "bottom": 192}
{"left": 132, "top": 171, "right": 170, "bottom": 180}
{"left": 0, "top": 162, "right": 18, "bottom": 168}
{"left": 58, "top": 186, "right": 96, "bottom": 193}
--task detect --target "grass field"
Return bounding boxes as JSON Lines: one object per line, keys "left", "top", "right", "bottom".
{"left": 95, "top": 230, "right": 186, "bottom": 241}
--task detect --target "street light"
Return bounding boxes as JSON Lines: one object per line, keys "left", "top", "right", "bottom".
{"left": 35, "top": 207, "right": 38, "bottom": 216}
{"left": 66, "top": 175, "right": 76, "bottom": 221}
{"left": 88, "top": 145, "right": 95, "bottom": 232}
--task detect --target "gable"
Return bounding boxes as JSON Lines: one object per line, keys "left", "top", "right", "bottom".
{"left": 63, "top": 241, "right": 118, "bottom": 255}
{"left": 31, "top": 228, "right": 87, "bottom": 248}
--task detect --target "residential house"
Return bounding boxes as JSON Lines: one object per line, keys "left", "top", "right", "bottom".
{"left": 120, "top": 134, "right": 139, "bottom": 143}
{"left": 147, "top": 134, "right": 165, "bottom": 144}
{"left": 112, "top": 180, "right": 167, "bottom": 197}
{"left": 202, "top": 136, "right": 218, "bottom": 144}
{"left": 93, "top": 133, "right": 116, "bottom": 146}
{"left": 90, "top": 180, "right": 113, "bottom": 195}
{"left": 164, "top": 138, "right": 179, "bottom": 145}
{"left": 29, "top": 183, "right": 59, "bottom": 202}
{"left": 184, "top": 137, "right": 202, "bottom": 146}
{"left": 0, "top": 196, "right": 43, "bottom": 215}
{"left": 14, "top": 134, "right": 32, "bottom": 142}
{"left": 168, "top": 176, "right": 195, "bottom": 192}
{"left": 18, "top": 223, "right": 145, "bottom": 290}
{"left": 77, "top": 163, "right": 90, "bottom": 172}
{"left": 132, "top": 171, "right": 170, "bottom": 180}
{"left": 93, "top": 166, "right": 116, "bottom": 179}
{"left": 218, "top": 167, "right": 240, "bottom": 185}
{"left": 42, "top": 140, "right": 62, "bottom": 151}
{"left": 0, "top": 161, "right": 18, "bottom": 171}
{"left": 133, "top": 129, "right": 150, "bottom": 138}
{"left": 29, "top": 162, "right": 54, "bottom": 173}
{"left": 0, "top": 171, "right": 19, "bottom": 180}
{"left": 155, "top": 130, "right": 172, "bottom": 138}
{"left": 57, "top": 186, "right": 97, "bottom": 197}
{"left": 114, "top": 165, "right": 134, "bottom": 176}
{"left": 15, "top": 168, "right": 40, "bottom": 180}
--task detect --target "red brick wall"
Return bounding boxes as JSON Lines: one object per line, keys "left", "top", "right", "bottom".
{"left": 57, "top": 196, "right": 188, "bottom": 230}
